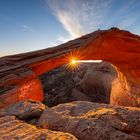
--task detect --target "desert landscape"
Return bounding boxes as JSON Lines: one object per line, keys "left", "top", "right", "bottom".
{"left": 0, "top": 28, "right": 140, "bottom": 139}
{"left": 1, "top": 0, "right": 140, "bottom": 139}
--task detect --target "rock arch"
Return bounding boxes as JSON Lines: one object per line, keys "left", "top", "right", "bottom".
{"left": 0, "top": 28, "right": 140, "bottom": 107}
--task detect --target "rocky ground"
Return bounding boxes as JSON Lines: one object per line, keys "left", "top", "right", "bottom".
{"left": 0, "top": 100, "right": 77, "bottom": 140}
{"left": 39, "top": 61, "right": 117, "bottom": 107}
{"left": 0, "top": 99, "right": 140, "bottom": 140}
{"left": 0, "top": 61, "right": 140, "bottom": 139}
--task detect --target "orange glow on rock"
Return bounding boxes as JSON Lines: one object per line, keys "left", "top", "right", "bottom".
{"left": 64, "top": 50, "right": 83, "bottom": 71}
{"left": 18, "top": 78, "right": 44, "bottom": 101}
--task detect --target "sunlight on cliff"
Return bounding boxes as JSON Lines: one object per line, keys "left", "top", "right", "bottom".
{"left": 64, "top": 50, "right": 102, "bottom": 71}
{"left": 69, "top": 59, "right": 103, "bottom": 71}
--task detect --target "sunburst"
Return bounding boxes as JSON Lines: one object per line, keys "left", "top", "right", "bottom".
{"left": 64, "top": 49, "right": 83, "bottom": 72}
{"left": 63, "top": 49, "right": 102, "bottom": 72}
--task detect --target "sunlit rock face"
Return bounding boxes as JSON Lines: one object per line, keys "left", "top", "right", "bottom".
{"left": 0, "top": 115, "right": 77, "bottom": 140}
{"left": 38, "top": 101, "right": 140, "bottom": 140}
{"left": 111, "top": 76, "right": 140, "bottom": 107}
{"left": 0, "top": 28, "right": 140, "bottom": 107}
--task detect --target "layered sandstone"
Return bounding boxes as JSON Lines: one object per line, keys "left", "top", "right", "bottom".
{"left": 0, "top": 115, "right": 77, "bottom": 140}
{"left": 0, "top": 28, "right": 140, "bottom": 107}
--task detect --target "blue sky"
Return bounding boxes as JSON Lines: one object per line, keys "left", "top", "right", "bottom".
{"left": 0, "top": 0, "right": 140, "bottom": 57}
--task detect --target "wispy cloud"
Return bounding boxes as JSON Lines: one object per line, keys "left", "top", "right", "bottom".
{"left": 22, "top": 24, "right": 34, "bottom": 32}
{"left": 57, "top": 35, "right": 73, "bottom": 43}
{"left": 106, "top": 0, "right": 140, "bottom": 29}
{"left": 0, "top": 14, "right": 49, "bottom": 41}
{"left": 46, "top": 0, "right": 140, "bottom": 41}
{"left": 0, "top": 14, "right": 34, "bottom": 32}
{"left": 48, "top": 0, "right": 113, "bottom": 39}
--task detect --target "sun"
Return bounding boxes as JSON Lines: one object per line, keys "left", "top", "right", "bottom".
{"left": 64, "top": 49, "right": 82, "bottom": 71}
{"left": 71, "top": 59, "right": 76, "bottom": 65}
{"left": 63, "top": 49, "right": 102, "bottom": 71}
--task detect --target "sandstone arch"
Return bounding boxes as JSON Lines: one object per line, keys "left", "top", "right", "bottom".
{"left": 0, "top": 28, "right": 140, "bottom": 107}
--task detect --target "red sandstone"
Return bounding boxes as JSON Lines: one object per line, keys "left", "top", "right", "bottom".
{"left": 0, "top": 28, "right": 140, "bottom": 107}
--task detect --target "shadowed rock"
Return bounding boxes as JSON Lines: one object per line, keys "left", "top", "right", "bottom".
{"left": 0, "top": 100, "right": 46, "bottom": 120}
{"left": 38, "top": 101, "right": 140, "bottom": 140}
{"left": 79, "top": 62, "right": 117, "bottom": 103}
{"left": 40, "top": 61, "right": 117, "bottom": 107}
{"left": 0, "top": 115, "right": 77, "bottom": 140}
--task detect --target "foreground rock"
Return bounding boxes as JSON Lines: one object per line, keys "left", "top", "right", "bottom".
{"left": 0, "top": 100, "right": 46, "bottom": 120}
{"left": 38, "top": 101, "right": 140, "bottom": 140}
{"left": 0, "top": 115, "right": 77, "bottom": 140}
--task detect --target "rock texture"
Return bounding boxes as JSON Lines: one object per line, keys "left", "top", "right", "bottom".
{"left": 0, "top": 100, "right": 46, "bottom": 120}
{"left": 40, "top": 61, "right": 117, "bottom": 107}
{"left": 79, "top": 62, "right": 117, "bottom": 103}
{"left": 1, "top": 28, "right": 140, "bottom": 107}
{"left": 0, "top": 115, "right": 77, "bottom": 140}
{"left": 38, "top": 101, "right": 140, "bottom": 140}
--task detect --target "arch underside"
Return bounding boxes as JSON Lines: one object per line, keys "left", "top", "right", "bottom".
{"left": 0, "top": 28, "right": 140, "bottom": 107}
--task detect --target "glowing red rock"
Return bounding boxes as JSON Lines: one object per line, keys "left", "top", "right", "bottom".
{"left": 0, "top": 28, "right": 140, "bottom": 107}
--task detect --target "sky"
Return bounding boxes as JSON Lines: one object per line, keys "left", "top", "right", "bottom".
{"left": 0, "top": 0, "right": 140, "bottom": 57}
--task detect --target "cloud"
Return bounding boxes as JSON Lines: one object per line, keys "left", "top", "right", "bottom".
{"left": 46, "top": 0, "right": 140, "bottom": 39}
{"left": 0, "top": 14, "right": 35, "bottom": 32}
{"left": 118, "top": 18, "right": 138, "bottom": 29}
{"left": 48, "top": 0, "right": 113, "bottom": 38}
{"left": 56, "top": 11, "right": 84, "bottom": 38}
{"left": 57, "top": 35, "right": 73, "bottom": 43}
{"left": 22, "top": 24, "right": 34, "bottom": 32}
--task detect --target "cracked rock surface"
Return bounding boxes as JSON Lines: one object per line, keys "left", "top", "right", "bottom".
{"left": 38, "top": 101, "right": 140, "bottom": 140}
{"left": 0, "top": 99, "right": 46, "bottom": 120}
{"left": 0, "top": 115, "right": 77, "bottom": 140}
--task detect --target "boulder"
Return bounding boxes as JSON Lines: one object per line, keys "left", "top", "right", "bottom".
{"left": 0, "top": 115, "right": 77, "bottom": 140}
{"left": 38, "top": 101, "right": 140, "bottom": 140}
{"left": 79, "top": 62, "right": 117, "bottom": 103}
{"left": 0, "top": 100, "right": 46, "bottom": 120}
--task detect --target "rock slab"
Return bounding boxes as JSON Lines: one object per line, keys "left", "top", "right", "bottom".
{"left": 0, "top": 115, "right": 77, "bottom": 140}
{"left": 38, "top": 101, "right": 140, "bottom": 140}
{"left": 0, "top": 99, "right": 46, "bottom": 120}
